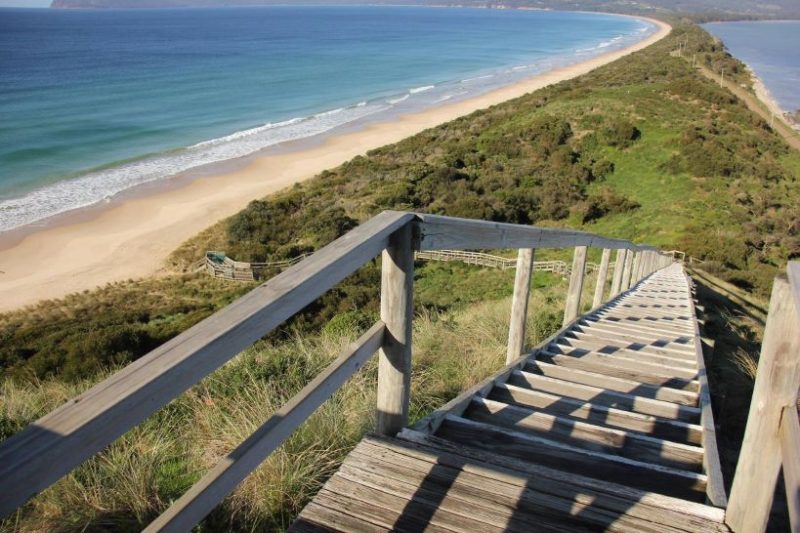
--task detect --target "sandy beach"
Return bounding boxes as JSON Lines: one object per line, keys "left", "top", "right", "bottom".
{"left": 0, "top": 17, "right": 670, "bottom": 314}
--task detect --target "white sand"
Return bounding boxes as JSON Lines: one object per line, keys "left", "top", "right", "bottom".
{"left": 0, "top": 18, "right": 670, "bottom": 313}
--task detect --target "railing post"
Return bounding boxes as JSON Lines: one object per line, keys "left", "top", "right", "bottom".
{"left": 376, "top": 223, "right": 414, "bottom": 436}
{"left": 609, "top": 249, "right": 626, "bottom": 298}
{"left": 506, "top": 248, "right": 534, "bottom": 364}
{"left": 726, "top": 272, "right": 800, "bottom": 532}
{"left": 631, "top": 251, "right": 643, "bottom": 286}
{"left": 592, "top": 248, "right": 612, "bottom": 308}
{"left": 563, "top": 246, "right": 588, "bottom": 326}
{"left": 623, "top": 250, "right": 636, "bottom": 290}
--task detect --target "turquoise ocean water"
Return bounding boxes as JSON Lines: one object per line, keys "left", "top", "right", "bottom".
{"left": 0, "top": 6, "right": 654, "bottom": 232}
{"left": 703, "top": 21, "right": 800, "bottom": 117}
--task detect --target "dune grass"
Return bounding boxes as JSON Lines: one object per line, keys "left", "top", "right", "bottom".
{"left": 1, "top": 277, "right": 566, "bottom": 532}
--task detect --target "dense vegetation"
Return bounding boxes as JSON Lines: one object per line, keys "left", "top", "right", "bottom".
{"left": 1, "top": 21, "right": 798, "bottom": 531}
{"left": 4, "top": 23, "right": 799, "bottom": 383}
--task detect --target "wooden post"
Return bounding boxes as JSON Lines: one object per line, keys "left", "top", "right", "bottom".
{"left": 563, "top": 246, "right": 588, "bottom": 326}
{"left": 726, "top": 274, "right": 800, "bottom": 532}
{"left": 624, "top": 251, "right": 637, "bottom": 289}
{"left": 506, "top": 249, "right": 534, "bottom": 364}
{"left": 376, "top": 224, "right": 414, "bottom": 436}
{"left": 609, "top": 249, "right": 626, "bottom": 298}
{"left": 592, "top": 248, "right": 612, "bottom": 308}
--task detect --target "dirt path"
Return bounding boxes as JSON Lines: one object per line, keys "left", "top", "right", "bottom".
{"left": 695, "top": 65, "right": 800, "bottom": 152}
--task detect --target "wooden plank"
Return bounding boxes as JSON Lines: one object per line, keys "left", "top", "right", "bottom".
{"left": 563, "top": 246, "right": 588, "bottom": 326}
{"left": 682, "top": 270, "right": 727, "bottom": 509}
{"left": 508, "top": 369, "right": 700, "bottom": 421}
{"left": 464, "top": 397, "right": 703, "bottom": 470}
{"left": 562, "top": 331, "right": 698, "bottom": 364}
{"left": 489, "top": 383, "right": 703, "bottom": 445}
{"left": 541, "top": 348, "right": 700, "bottom": 385}
{"left": 336, "top": 459, "right": 594, "bottom": 533}
{"left": 506, "top": 248, "right": 534, "bottom": 363}
{"left": 574, "top": 319, "right": 697, "bottom": 346}
{"left": 525, "top": 360, "right": 699, "bottom": 406}
{"left": 549, "top": 340, "right": 699, "bottom": 374}
{"left": 610, "top": 249, "right": 627, "bottom": 298}
{"left": 377, "top": 223, "right": 415, "bottom": 436}
{"left": 416, "top": 213, "right": 646, "bottom": 252}
{"left": 781, "top": 407, "right": 800, "bottom": 532}
{"left": 558, "top": 331, "right": 697, "bottom": 360}
{"left": 144, "top": 322, "right": 386, "bottom": 532}
{"left": 349, "top": 441, "right": 688, "bottom": 533}
{"left": 592, "top": 248, "right": 612, "bottom": 308}
{"left": 583, "top": 315, "right": 696, "bottom": 337}
{"left": 311, "top": 488, "right": 455, "bottom": 532}
{"left": 435, "top": 415, "right": 708, "bottom": 501}
{"left": 0, "top": 210, "right": 415, "bottom": 517}
{"left": 390, "top": 433, "right": 728, "bottom": 532}
{"left": 293, "top": 501, "right": 390, "bottom": 532}
{"left": 727, "top": 275, "right": 800, "bottom": 532}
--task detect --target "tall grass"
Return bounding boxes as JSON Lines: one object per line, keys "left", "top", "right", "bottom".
{"left": 1, "top": 288, "right": 564, "bottom": 532}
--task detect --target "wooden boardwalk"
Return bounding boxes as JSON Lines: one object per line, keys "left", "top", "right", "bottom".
{"left": 292, "top": 264, "right": 729, "bottom": 532}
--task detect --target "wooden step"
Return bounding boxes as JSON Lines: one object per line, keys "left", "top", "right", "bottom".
{"left": 343, "top": 445, "right": 600, "bottom": 532}
{"left": 582, "top": 315, "right": 695, "bottom": 336}
{"left": 523, "top": 359, "right": 699, "bottom": 406}
{"left": 565, "top": 327, "right": 696, "bottom": 355}
{"left": 580, "top": 315, "right": 694, "bottom": 337}
{"left": 554, "top": 334, "right": 698, "bottom": 362}
{"left": 554, "top": 336, "right": 697, "bottom": 369}
{"left": 509, "top": 368, "right": 700, "bottom": 422}
{"left": 464, "top": 397, "right": 704, "bottom": 470}
{"left": 539, "top": 351, "right": 700, "bottom": 391}
{"left": 548, "top": 343, "right": 699, "bottom": 378}
{"left": 434, "top": 415, "right": 708, "bottom": 502}
{"left": 380, "top": 434, "right": 727, "bottom": 532}
{"left": 595, "top": 310, "right": 694, "bottom": 328}
{"left": 489, "top": 383, "right": 703, "bottom": 445}
{"left": 575, "top": 319, "right": 697, "bottom": 344}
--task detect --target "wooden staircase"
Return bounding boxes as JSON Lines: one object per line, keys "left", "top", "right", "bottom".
{"left": 4, "top": 212, "right": 796, "bottom": 532}
{"left": 292, "top": 265, "right": 729, "bottom": 531}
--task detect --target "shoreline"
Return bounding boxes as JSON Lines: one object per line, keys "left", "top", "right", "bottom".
{"left": 751, "top": 70, "right": 799, "bottom": 131}
{"left": 0, "top": 17, "right": 670, "bottom": 314}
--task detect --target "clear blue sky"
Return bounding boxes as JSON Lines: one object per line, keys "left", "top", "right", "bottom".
{"left": 0, "top": 0, "right": 50, "bottom": 6}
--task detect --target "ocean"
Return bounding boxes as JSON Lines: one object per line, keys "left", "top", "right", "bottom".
{"left": 703, "top": 21, "right": 800, "bottom": 117}
{"left": 0, "top": 6, "right": 654, "bottom": 232}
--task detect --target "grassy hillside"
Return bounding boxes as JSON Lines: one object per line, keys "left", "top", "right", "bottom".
{"left": 4, "top": 23, "right": 799, "bottom": 383}
{"left": 1, "top": 22, "right": 798, "bottom": 530}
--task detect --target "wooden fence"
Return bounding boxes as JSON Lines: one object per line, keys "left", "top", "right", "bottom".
{"left": 725, "top": 261, "right": 800, "bottom": 533}
{"left": 414, "top": 249, "right": 600, "bottom": 275}
{"left": 0, "top": 211, "right": 676, "bottom": 531}
{"left": 201, "top": 251, "right": 312, "bottom": 281}
{"left": 201, "top": 249, "right": 597, "bottom": 282}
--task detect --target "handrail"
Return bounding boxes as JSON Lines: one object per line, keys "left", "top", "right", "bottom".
{"left": 0, "top": 210, "right": 673, "bottom": 529}
{"left": 725, "top": 261, "right": 800, "bottom": 532}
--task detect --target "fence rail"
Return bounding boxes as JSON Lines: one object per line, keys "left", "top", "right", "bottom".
{"left": 725, "top": 261, "right": 800, "bottom": 533}
{"left": 0, "top": 211, "right": 678, "bottom": 530}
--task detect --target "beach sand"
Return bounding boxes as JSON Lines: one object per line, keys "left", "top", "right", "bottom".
{"left": 0, "top": 18, "right": 670, "bottom": 314}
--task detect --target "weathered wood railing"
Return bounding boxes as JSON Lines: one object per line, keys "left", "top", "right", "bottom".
{"left": 202, "top": 251, "right": 312, "bottom": 281}
{"left": 0, "top": 211, "right": 674, "bottom": 531}
{"left": 725, "top": 261, "right": 800, "bottom": 532}
{"left": 413, "top": 249, "right": 600, "bottom": 275}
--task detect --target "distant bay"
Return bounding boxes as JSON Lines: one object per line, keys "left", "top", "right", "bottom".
{"left": 0, "top": 6, "right": 654, "bottom": 232}
{"left": 703, "top": 21, "right": 800, "bottom": 119}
